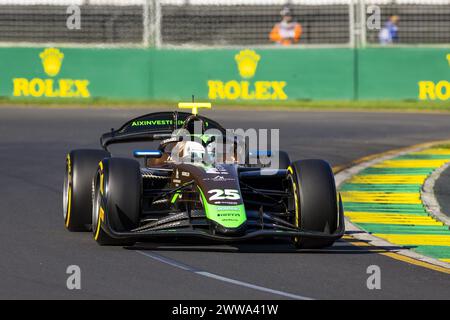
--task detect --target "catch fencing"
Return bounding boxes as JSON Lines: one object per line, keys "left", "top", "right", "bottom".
{"left": 0, "top": 0, "right": 448, "bottom": 47}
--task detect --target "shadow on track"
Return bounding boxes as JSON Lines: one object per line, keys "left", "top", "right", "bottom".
{"left": 124, "top": 235, "right": 404, "bottom": 255}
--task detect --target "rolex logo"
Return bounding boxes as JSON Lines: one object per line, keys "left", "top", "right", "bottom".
{"left": 13, "top": 47, "right": 90, "bottom": 98}
{"left": 235, "top": 49, "right": 260, "bottom": 79}
{"left": 39, "top": 48, "right": 64, "bottom": 77}
{"left": 208, "top": 49, "right": 288, "bottom": 101}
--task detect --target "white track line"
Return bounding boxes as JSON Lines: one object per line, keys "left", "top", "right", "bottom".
{"left": 137, "top": 250, "right": 313, "bottom": 300}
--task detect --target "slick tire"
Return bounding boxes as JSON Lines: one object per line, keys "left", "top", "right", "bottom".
{"left": 92, "top": 158, "right": 141, "bottom": 246}
{"left": 288, "top": 159, "right": 338, "bottom": 249}
{"left": 64, "top": 149, "right": 110, "bottom": 231}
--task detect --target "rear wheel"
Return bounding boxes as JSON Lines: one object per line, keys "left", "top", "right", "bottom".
{"left": 92, "top": 158, "right": 141, "bottom": 246}
{"left": 63, "top": 149, "right": 110, "bottom": 231}
{"left": 288, "top": 159, "right": 338, "bottom": 249}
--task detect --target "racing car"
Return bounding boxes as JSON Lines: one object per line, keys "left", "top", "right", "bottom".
{"left": 63, "top": 102, "right": 344, "bottom": 248}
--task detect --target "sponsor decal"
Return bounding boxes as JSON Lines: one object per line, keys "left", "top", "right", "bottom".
{"left": 204, "top": 175, "right": 235, "bottom": 182}
{"left": 213, "top": 201, "right": 240, "bottom": 205}
{"left": 13, "top": 48, "right": 90, "bottom": 98}
{"left": 181, "top": 171, "right": 190, "bottom": 177}
{"left": 206, "top": 166, "right": 229, "bottom": 175}
{"left": 208, "top": 189, "right": 241, "bottom": 201}
{"left": 207, "top": 49, "right": 288, "bottom": 101}
{"left": 212, "top": 175, "right": 227, "bottom": 181}
{"left": 217, "top": 206, "right": 242, "bottom": 211}
{"left": 131, "top": 119, "right": 186, "bottom": 127}
{"left": 198, "top": 187, "right": 246, "bottom": 228}
{"left": 217, "top": 213, "right": 243, "bottom": 218}
{"left": 130, "top": 119, "right": 209, "bottom": 127}
{"left": 172, "top": 170, "right": 181, "bottom": 185}
{"left": 161, "top": 137, "right": 181, "bottom": 146}
{"left": 418, "top": 54, "right": 450, "bottom": 101}
{"left": 216, "top": 205, "right": 243, "bottom": 218}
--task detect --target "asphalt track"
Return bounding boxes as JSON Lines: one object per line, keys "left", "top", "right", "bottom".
{"left": 1, "top": 107, "right": 450, "bottom": 300}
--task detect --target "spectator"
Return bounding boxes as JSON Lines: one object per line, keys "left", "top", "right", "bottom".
{"left": 269, "top": 7, "right": 302, "bottom": 46}
{"left": 379, "top": 15, "right": 399, "bottom": 45}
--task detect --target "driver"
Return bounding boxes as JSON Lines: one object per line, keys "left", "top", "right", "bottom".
{"left": 168, "top": 116, "right": 236, "bottom": 164}
{"left": 169, "top": 134, "right": 239, "bottom": 164}
{"left": 171, "top": 140, "right": 207, "bottom": 163}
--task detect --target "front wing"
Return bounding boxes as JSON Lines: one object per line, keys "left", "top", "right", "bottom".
{"left": 99, "top": 197, "right": 345, "bottom": 243}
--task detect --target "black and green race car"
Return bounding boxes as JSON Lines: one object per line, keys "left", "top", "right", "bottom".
{"left": 63, "top": 103, "right": 344, "bottom": 247}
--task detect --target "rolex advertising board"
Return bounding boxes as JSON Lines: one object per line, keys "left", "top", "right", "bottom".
{"left": 0, "top": 47, "right": 447, "bottom": 102}
{"left": 150, "top": 48, "right": 354, "bottom": 101}
{"left": 0, "top": 47, "right": 150, "bottom": 100}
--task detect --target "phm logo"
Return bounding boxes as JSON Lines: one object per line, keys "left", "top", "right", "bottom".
{"left": 208, "top": 49, "right": 287, "bottom": 101}
{"left": 418, "top": 53, "right": 449, "bottom": 101}
{"left": 13, "top": 48, "right": 90, "bottom": 98}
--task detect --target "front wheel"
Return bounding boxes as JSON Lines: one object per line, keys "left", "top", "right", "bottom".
{"left": 63, "top": 149, "right": 110, "bottom": 231}
{"left": 288, "top": 159, "right": 339, "bottom": 249}
{"left": 92, "top": 158, "right": 141, "bottom": 246}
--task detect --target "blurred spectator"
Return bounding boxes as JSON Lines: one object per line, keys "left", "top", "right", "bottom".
{"left": 378, "top": 15, "right": 399, "bottom": 45}
{"left": 269, "top": 7, "right": 302, "bottom": 46}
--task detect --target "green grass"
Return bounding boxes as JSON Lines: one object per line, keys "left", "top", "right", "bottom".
{"left": 0, "top": 97, "right": 449, "bottom": 112}
{"left": 435, "top": 143, "right": 450, "bottom": 149}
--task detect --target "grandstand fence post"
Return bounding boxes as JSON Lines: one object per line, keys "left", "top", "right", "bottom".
{"left": 143, "top": 0, "right": 151, "bottom": 47}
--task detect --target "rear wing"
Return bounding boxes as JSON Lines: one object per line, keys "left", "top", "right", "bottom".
{"left": 100, "top": 111, "right": 225, "bottom": 150}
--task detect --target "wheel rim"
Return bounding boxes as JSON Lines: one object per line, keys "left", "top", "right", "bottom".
{"left": 92, "top": 173, "right": 101, "bottom": 236}
{"left": 63, "top": 156, "right": 71, "bottom": 223}
{"left": 286, "top": 175, "right": 298, "bottom": 225}
{"left": 287, "top": 174, "right": 301, "bottom": 244}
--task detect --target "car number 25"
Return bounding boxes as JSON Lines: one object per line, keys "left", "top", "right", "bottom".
{"left": 208, "top": 189, "right": 241, "bottom": 201}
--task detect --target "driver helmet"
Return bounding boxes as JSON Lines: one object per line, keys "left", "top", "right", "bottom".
{"left": 171, "top": 140, "right": 206, "bottom": 162}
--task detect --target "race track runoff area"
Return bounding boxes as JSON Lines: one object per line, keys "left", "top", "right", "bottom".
{"left": 340, "top": 147, "right": 450, "bottom": 263}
